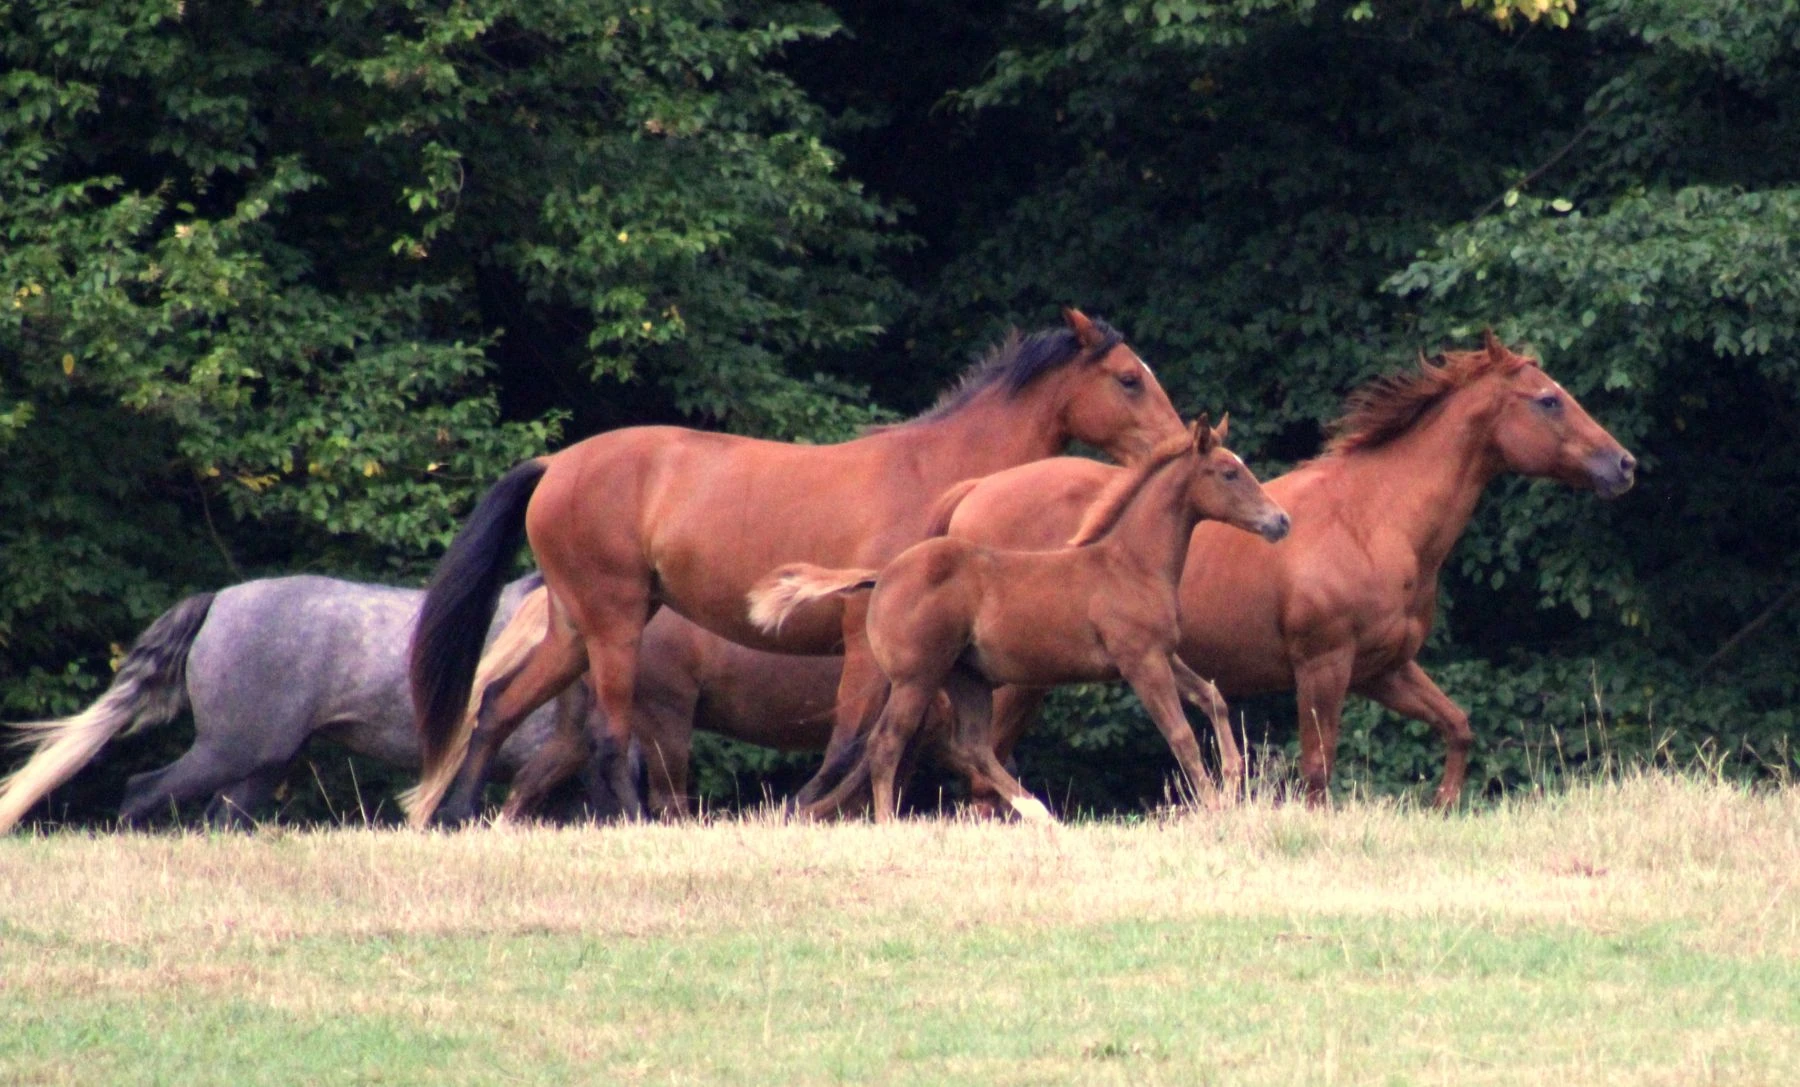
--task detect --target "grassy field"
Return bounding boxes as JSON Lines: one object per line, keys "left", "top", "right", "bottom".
{"left": 2, "top": 774, "right": 1797, "bottom": 1085}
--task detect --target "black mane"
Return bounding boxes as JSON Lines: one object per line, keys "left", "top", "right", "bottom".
{"left": 905, "top": 318, "right": 1125, "bottom": 426}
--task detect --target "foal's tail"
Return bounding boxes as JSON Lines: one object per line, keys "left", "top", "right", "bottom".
{"left": 921, "top": 477, "right": 982, "bottom": 539}
{"left": 746, "top": 563, "right": 878, "bottom": 635}
{"left": 400, "top": 584, "right": 551, "bottom": 828}
{"left": 411, "top": 458, "right": 548, "bottom": 780}
{"left": 0, "top": 593, "right": 215, "bottom": 833}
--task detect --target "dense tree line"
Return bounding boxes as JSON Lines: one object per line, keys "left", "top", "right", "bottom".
{"left": 4, "top": 0, "right": 1797, "bottom": 820}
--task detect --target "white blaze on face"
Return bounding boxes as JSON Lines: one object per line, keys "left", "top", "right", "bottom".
{"left": 1136, "top": 353, "right": 1155, "bottom": 377}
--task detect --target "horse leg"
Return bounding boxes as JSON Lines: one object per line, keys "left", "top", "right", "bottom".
{"left": 1114, "top": 651, "right": 1218, "bottom": 808}
{"left": 437, "top": 617, "right": 588, "bottom": 825}
{"left": 807, "top": 681, "right": 935, "bottom": 822}
{"left": 989, "top": 685, "right": 1049, "bottom": 766}
{"left": 1170, "top": 657, "right": 1243, "bottom": 799}
{"left": 795, "top": 595, "right": 883, "bottom": 808}
{"left": 120, "top": 743, "right": 273, "bottom": 827}
{"left": 580, "top": 615, "right": 659, "bottom": 820}
{"left": 500, "top": 693, "right": 597, "bottom": 823}
{"left": 1357, "top": 661, "right": 1473, "bottom": 810}
{"left": 204, "top": 765, "right": 289, "bottom": 829}
{"left": 1292, "top": 649, "right": 1356, "bottom": 807}
{"left": 939, "top": 670, "right": 1053, "bottom": 824}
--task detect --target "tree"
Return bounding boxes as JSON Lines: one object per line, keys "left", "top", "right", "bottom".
{"left": 0, "top": 0, "right": 901, "bottom": 737}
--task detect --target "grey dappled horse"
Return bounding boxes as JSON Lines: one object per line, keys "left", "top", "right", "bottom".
{"left": 0, "top": 575, "right": 615, "bottom": 831}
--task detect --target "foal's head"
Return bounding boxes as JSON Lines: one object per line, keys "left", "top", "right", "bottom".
{"left": 1050, "top": 308, "right": 1187, "bottom": 464}
{"left": 1184, "top": 415, "right": 1291, "bottom": 543}
{"left": 1478, "top": 333, "right": 1637, "bottom": 498}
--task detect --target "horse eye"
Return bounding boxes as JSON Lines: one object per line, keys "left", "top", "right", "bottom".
{"left": 1116, "top": 372, "right": 1141, "bottom": 390}
{"left": 1222, "top": 468, "right": 1240, "bottom": 482}
{"left": 1535, "top": 393, "right": 1561, "bottom": 412}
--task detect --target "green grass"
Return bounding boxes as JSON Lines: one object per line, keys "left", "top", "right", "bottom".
{"left": 3, "top": 774, "right": 1797, "bottom": 1084}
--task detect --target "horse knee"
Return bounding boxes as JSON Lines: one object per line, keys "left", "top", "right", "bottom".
{"left": 1442, "top": 711, "right": 1474, "bottom": 753}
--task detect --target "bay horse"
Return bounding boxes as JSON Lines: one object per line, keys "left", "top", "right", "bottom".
{"left": 402, "top": 590, "right": 846, "bottom": 824}
{"left": 938, "top": 332, "right": 1637, "bottom": 807}
{"left": 747, "top": 418, "right": 1291, "bottom": 820}
{"left": 410, "top": 310, "right": 1188, "bottom": 823}
{"left": 0, "top": 576, "right": 604, "bottom": 833}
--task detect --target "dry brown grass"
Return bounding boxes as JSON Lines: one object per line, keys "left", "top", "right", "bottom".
{"left": 2, "top": 772, "right": 1797, "bottom": 1084}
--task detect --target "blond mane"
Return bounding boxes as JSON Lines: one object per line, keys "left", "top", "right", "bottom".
{"left": 1324, "top": 337, "right": 1537, "bottom": 456}
{"left": 1065, "top": 433, "right": 1194, "bottom": 547}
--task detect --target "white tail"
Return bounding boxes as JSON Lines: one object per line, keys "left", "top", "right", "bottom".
{"left": 400, "top": 585, "right": 551, "bottom": 827}
{"left": 0, "top": 593, "right": 211, "bottom": 834}
{"left": 746, "top": 563, "right": 879, "bottom": 635}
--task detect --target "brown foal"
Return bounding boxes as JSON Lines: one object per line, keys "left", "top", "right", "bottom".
{"left": 748, "top": 419, "right": 1290, "bottom": 821}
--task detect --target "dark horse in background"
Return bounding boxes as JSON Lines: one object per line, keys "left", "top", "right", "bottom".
{"left": 0, "top": 576, "right": 606, "bottom": 832}
{"left": 408, "top": 310, "right": 1191, "bottom": 824}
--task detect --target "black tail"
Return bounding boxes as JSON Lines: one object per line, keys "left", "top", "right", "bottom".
{"left": 0, "top": 592, "right": 215, "bottom": 833}
{"left": 411, "top": 459, "right": 548, "bottom": 771}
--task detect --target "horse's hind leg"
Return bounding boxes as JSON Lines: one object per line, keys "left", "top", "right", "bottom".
{"left": 120, "top": 744, "right": 269, "bottom": 827}
{"left": 939, "top": 670, "right": 1052, "bottom": 824}
{"left": 1170, "top": 657, "right": 1243, "bottom": 799}
{"left": 796, "top": 595, "right": 884, "bottom": 807}
{"left": 205, "top": 765, "right": 289, "bottom": 828}
{"left": 438, "top": 614, "right": 588, "bottom": 824}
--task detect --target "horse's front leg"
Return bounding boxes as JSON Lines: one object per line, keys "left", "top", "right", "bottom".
{"left": 1291, "top": 648, "right": 1355, "bottom": 807}
{"left": 1112, "top": 649, "right": 1218, "bottom": 808}
{"left": 1356, "top": 660, "right": 1473, "bottom": 810}
{"left": 1169, "top": 657, "right": 1243, "bottom": 800}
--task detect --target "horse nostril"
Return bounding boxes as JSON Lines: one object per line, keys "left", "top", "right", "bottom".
{"left": 1620, "top": 452, "right": 1637, "bottom": 475}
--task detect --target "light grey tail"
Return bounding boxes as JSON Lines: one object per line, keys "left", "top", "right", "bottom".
{"left": 0, "top": 592, "right": 214, "bottom": 833}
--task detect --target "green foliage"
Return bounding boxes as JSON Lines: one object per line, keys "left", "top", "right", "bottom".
{"left": 0, "top": 0, "right": 902, "bottom": 739}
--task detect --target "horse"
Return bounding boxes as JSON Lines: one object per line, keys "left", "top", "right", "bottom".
{"left": 747, "top": 418, "right": 1292, "bottom": 821}
{"left": 936, "top": 332, "right": 1637, "bottom": 807}
{"left": 409, "top": 309, "right": 1189, "bottom": 824}
{"left": 0, "top": 575, "right": 606, "bottom": 832}
{"left": 403, "top": 590, "right": 845, "bottom": 824}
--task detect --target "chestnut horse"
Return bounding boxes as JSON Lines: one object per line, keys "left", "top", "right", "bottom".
{"left": 939, "top": 332, "right": 1637, "bottom": 807}
{"left": 409, "top": 310, "right": 1187, "bottom": 823}
{"left": 747, "top": 419, "right": 1291, "bottom": 820}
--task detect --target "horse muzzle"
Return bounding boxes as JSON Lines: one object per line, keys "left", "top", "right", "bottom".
{"left": 1258, "top": 510, "right": 1292, "bottom": 543}
{"left": 1587, "top": 449, "right": 1637, "bottom": 499}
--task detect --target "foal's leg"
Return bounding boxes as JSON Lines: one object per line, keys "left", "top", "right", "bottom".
{"left": 939, "top": 670, "right": 1053, "bottom": 824}
{"left": 1292, "top": 648, "right": 1356, "bottom": 807}
{"left": 1357, "top": 661, "right": 1474, "bottom": 810}
{"left": 1112, "top": 650, "right": 1218, "bottom": 807}
{"left": 806, "top": 681, "right": 936, "bottom": 822}
{"left": 795, "top": 594, "right": 884, "bottom": 807}
{"left": 1170, "top": 658, "right": 1244, "bottom": 798}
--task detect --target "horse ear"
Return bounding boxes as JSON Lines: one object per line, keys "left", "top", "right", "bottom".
{"left": 1063, "top": 307, "right": 1102, "bottom": 350}
{"left": 1193, "top": 413, "right": 1216, "bottom": 453}
{"left": 1214, "top": 412, "right": 1230, "bottom": 443}
{"left": 1482, "top": 327, "right": 1507, "bottom": 360}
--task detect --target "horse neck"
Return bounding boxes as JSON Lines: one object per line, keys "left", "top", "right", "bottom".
{"left": 886, "top": 384, "right": 1069, "bottom": 483}
{"left": 1092, "top": 457, "right": 1199, "bottom": 589}
{"left": 1337, "top": 382, "right": 1508, "bottom": 576}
